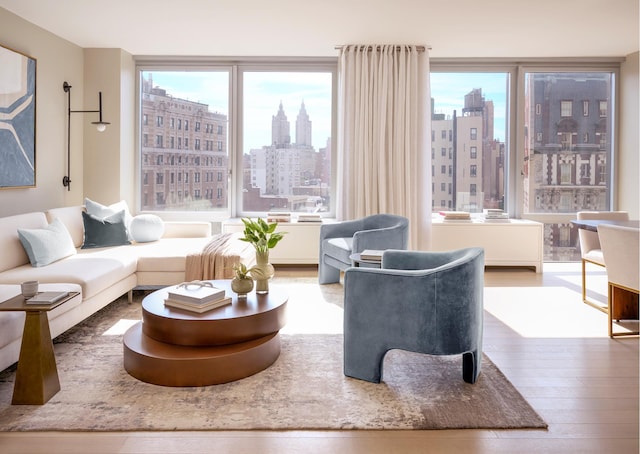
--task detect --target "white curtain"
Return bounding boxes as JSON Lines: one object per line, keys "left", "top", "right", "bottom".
{"left": 337, "top": 44, "right": 431, "bottom": 250}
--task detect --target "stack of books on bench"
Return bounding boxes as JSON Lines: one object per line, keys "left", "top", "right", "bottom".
{"left": 297, "top": 213, "right": 322, "bottom": 223}
{"left": 164, "top": 281, "right": 232, "bottom": 313}
{"left": 266, "top": 212, "right": 291, "bottom": 223}
{"left": 439, "top": 211, "right": 471, "bottom": 221}
{"left": 483, "top": 209, "right": 510, "bottom": 221}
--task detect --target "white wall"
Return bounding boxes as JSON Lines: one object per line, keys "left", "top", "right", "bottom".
{"left": 83, "top": 48, "right": 135, "bottom": 206}
{"left": 0, "top": 7, "right": 84, "bottom": 216}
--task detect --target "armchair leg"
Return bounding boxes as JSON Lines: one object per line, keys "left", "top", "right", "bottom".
{"left": 344, "top": 341, "right": 386, "bottom": 383}
{"left": 462, "top": 350, "right": 481, "bottom": 384}
{"left": 319, "top": 262, "right": 341, "bottom": 285}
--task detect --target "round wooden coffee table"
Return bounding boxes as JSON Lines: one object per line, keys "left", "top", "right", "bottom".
{"left": 123, "top": 280, "right": 288, "bottom": 386}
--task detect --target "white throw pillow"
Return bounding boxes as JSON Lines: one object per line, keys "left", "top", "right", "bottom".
{"left": 17, "top": 218, "right": 77, "bottom": 267}
{"left": 130, "top": 214, "right": 165, "bottom": 243}
{"left": 85, "top": 197, "right": 134, "bottom": 240}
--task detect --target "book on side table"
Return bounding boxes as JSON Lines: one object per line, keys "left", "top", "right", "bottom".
{"left": 26, "top": 291, "right": 70, "bottom": 304}
{"left": 359, "top": 249, "right": 384, "bottom": 261}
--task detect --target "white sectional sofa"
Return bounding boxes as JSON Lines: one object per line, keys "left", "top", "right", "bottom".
{"left": 0, "top": 205, "right": 214, "bottom": 372}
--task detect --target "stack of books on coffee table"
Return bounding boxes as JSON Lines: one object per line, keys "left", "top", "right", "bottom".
{"left": 164, "top": 282, "right": 232, "bottom": 313}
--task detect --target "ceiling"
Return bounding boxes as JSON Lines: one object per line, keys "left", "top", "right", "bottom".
{"left": 0, "top": 0, "right": 638, "bottom": 58}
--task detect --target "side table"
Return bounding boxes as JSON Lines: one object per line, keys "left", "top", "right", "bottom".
{"left": 349, "top": 253, "right": 382, "bottom": 268}
{"left": 0, "top": 291, "right": 80, "bottom": 405}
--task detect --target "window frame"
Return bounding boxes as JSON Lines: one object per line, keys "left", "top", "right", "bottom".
{"left": 430, "top": 59, "right": 621, "bottom": 220}
{"left": 134, "top": 57, "right": 337, "bottom": 221}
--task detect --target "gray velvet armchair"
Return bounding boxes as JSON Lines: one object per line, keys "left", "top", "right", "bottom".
{"left": 318, "top": 214, "right": 409, "bottom": 284}
{"left": 343, "top": 247, "right": 485, "bottom": 384}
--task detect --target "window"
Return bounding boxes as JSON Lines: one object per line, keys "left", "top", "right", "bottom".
{"left": 599, "top": 100, "right": 607, "bottom": 117}
{"left": 138, "top": 62, "right": 335, "bottom": 216}
{"left": 560, "top": 100, "right": 572, "bottom": 117}
{"left": 470, "top": 165, "right": 477, "bottom": 177}
{"left": 242, "top": 70, "right": 333, "bottom": 214}
{"left": 430, "top": 72, "right": 508, "bottom": 213}
{"left": 523, "top": 71, "right": 615, "bottom": 260}
{"left": 432, "top": 66, "right": 617, "bottom": 262}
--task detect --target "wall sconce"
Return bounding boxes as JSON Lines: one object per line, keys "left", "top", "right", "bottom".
{"left": 62, "top": 81, "right": 110, "bottom": 190}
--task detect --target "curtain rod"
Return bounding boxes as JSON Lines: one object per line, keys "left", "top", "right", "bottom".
{"left": 335, "top": 45, "right": 431, "bottom": 52}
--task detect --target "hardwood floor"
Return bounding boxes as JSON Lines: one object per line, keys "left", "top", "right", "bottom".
{"left": 0, "top": 263, "right": 637, "bottom": 453}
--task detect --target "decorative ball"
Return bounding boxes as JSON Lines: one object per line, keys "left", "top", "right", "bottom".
{"left": 130, "top": 214, "right": 164, "bottom": 243}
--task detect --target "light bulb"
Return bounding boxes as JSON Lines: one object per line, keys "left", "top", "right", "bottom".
{"left": 96, "top": 123, "right": 107, "bottom": 132}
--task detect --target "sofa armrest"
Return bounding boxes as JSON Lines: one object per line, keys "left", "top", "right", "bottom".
{"left": 162, "top": 221, "right": 211, "bottom": 238}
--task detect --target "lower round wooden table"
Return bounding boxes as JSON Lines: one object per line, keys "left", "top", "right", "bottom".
{"left": 123, "top": 280, "right": 288, "bottom": 386}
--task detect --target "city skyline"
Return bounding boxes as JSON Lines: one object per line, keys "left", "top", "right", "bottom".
{"left": 147, "top": 71, "right": 332, "bottom": 153}
{"left": 146, "top": 71, "right": 506, "bottom": 151}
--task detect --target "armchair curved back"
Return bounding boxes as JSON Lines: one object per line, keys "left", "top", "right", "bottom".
{"left": 343, "top": 247, "right": 484, "bottom": 384}
{"left": 318, "top": 213, "right": 409, "bottom": 284}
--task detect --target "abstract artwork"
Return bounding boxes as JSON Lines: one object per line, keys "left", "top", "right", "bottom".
{"left": 0, "top": 44, "right": 36, "bottom": 189}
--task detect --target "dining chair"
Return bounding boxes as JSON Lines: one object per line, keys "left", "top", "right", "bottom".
{"left": 576, "top": 211, "right": 629, "bottom": 311}
{"left": 597, "top": 224, "right": 639, "bottom": 337}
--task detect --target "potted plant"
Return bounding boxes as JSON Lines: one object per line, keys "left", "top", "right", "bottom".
{"left": 238, "top": 218, "right": 286, "bottom": 293}
{"left": 230, "top": 262, "right": 255, "bottom": 297}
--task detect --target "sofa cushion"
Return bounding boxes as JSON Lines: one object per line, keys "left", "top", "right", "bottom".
{"left": 130, "top": 214, "right": 164, "bottom": 243}
{"left": 17, "top": 218, "right": 77, "bottom": 267}
{"left": 134, "top": 237, "right": 212, "bottom": 272}
{"left": 322, "top": 237, "right": 353, "bottom": 265}
{"left": 82, "top": 211, "right": 131, "bottom": 249}
{"left": 0, "top": 250, "right": 137, "bottom": 300}
{"left": 85, "top": 197, "right": 134, "bottom": 240}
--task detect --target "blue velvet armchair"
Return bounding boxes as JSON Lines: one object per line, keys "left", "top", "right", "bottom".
{"left": 318, "top": 214, "right": 409, "bottom": 284}
{"left": 343, "top": 247, "right": 485, "bottom": 384}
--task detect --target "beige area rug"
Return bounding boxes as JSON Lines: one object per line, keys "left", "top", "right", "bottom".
{"left": 0, "top": 277, "right": 547, "bottom": 431}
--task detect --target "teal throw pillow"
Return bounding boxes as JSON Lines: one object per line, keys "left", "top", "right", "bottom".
{"left": 82, "top": 210, "right": 131, "bottom": 249}
{"left": 17, "top": 218, "right": 77, "bottom": 267}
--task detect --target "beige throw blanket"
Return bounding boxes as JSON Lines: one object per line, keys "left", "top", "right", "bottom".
{"left": 185, "top": 233, "right": 255, "bottom": 280}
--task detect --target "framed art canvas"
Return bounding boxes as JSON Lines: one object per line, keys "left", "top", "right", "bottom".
{"left": 0, "top": 44, "right": 36, "bottom": 189}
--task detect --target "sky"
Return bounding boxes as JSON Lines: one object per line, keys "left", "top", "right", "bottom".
{"left": 430, "top": 72, "right": 508, "bottom": 142}
{"left": 146, "top": 70, "right": 508, "bottom": 149}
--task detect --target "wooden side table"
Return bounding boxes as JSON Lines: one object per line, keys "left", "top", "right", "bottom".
{"left": 0, "top": 291, "right": 80, "bottom": 405}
